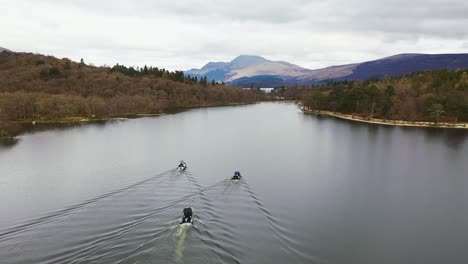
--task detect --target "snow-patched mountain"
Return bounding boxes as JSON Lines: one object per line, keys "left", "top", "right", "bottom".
{"left": 0, "top": 47, "right": 11, "bottom": 53}
{"left": 186, "top": 53, "right": 468, "bottom": 87}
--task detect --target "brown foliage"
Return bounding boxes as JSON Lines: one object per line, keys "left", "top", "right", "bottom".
{"left": 0, "top": 51, "right": 263, "bottom": 137}
{"left": 281, "top": 70, "right": 468, "bottom": 122}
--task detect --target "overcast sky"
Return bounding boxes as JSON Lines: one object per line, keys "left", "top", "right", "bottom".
{"left": 2, "top": 0, "right": 468, "bottom": 70}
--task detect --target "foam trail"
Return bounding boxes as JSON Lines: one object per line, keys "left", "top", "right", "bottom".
{"left": 175, "top": 224, "right": 191, "bottom": 263}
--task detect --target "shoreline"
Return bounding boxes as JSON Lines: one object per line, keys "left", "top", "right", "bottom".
{"left": 1, "top": 101, "right": 264, "bottom": 140}
{"left": 302, "top": 109, "right": 468, "bottom": 129}
{"left": 16, "top": 102, "right": 258, "bottom": 125}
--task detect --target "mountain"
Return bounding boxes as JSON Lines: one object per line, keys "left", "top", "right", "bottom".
{"left": 185, "top": 55, "right": 310, "bottom": 83}
{"left": 330, "top": 54, "right": 468, "bottom": 81}
{"left": 186, "top": 53, "right": 468, "bottom": 87}
{"left": 0, "top": 47, "right": 11, "bottom": 53}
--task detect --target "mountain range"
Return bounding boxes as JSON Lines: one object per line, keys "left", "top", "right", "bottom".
{"left": 185, "top": 53, "right": 468, "bottom": 87}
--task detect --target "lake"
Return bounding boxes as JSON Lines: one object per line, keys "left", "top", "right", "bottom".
{"left": 0, "top": 102, "right": 467, "bottom": 264}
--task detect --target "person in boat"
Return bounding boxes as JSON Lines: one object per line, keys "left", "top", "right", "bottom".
{"left": 181, "top": 207, "right": 193, "bottom": 224}
{"left": 178, "top": 160, "right": 186, "bottom": 170}
{"left": 232, "top": 171, "right": 241, "bottom": 180}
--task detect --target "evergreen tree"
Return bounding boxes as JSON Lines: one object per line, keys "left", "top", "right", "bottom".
{"left": 429, "top": 103, "right": 445, "bottom": 124}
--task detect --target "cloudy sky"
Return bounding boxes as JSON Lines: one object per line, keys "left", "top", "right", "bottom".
{"left": 1, "top": 0, "right": 468, "bottom": 70}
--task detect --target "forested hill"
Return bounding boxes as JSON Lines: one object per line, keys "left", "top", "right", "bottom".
{"left": 0, "top": 51, "right": 263, "bottom": 137}
{"left": 275, "top": 69, "right": 468, "bottom": 123}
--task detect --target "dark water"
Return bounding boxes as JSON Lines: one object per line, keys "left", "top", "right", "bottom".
{"left": 0, "top": 102, "right": 467, "bottom": 264}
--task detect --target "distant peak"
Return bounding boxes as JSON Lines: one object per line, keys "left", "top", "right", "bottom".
{"left": 228, "top": 55, "right": 269, "bottom": 70}
{"left": 231, "top": 55, "right": 267, "bottom": 62}
{"left": 233, "top": 55, "right": 265, "bottom": 59}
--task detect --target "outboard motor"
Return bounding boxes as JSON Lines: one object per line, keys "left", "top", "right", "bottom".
{"left": 181, "top": 207, "right": 193, "bottom": 224}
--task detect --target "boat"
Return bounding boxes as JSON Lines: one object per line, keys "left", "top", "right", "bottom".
{"left": 177, "top": 161, "right": 187, "bottom": 171}
{"left": 231, "top": 171, "right": 242, "bottom": 180}
{"left": 180, "top": 207, "right": 193, "bottom": 224}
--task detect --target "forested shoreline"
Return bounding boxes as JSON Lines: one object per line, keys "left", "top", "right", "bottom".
{"left": 271, "top": 69, "right": 468, "bottom": 125}
{"left": 0, "top": 51, "right": 264, "bottom": 137}
{"left": 2, "top": 50, "right": 468, "bottom": 138}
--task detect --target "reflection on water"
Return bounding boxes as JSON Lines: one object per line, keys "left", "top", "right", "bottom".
{"left": 420, "top": 127, "right": 468, "bottom": 150}
{"left": 0, "top": 103, "right": 467, "bottom": 264}
{"left": 310, "top": 113, "right": 468, "bottom": 150}
{"left": 18, "top": 119, "right": 121, "bottom": 136}
{"left": 0, "top": 138, "right": 19, "bottom": 149}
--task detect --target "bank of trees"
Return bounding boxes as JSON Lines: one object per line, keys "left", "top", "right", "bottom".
{"left": 0, "top": 51, "right": 263, "bottom": 137}
{"left": 294, "top": 70, "right": 468, "bottom": 123}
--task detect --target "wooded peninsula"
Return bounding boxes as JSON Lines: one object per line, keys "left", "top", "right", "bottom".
{"left": 271, "top": 70, "right": 468, "bottom": 126}
{"left": 0, "top": 51, "right": 263, "bottom": 137}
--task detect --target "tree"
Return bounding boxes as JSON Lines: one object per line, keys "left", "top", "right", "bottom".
{"left": 428, "top": 103, "right": 445, "bottom": 124}
{"left": 367, "top": 85, "right": 380, "bottom": 119}
{"left": 40, "top": 69, "right": 49, "bottom": 79}
{"left": 34, "top": 60, "right": 45, "bottom": 66}
{"left": 48, "top": 67, "right": 61, "bottom": 78}
{"left": 0, "top": 103, "right": 20, "bottom": 137}
{"left": 379, "top": 85, "right": 395, "bottom": 119}
{"left": 64, "top": 61, "right": 71, "bottom": 70}
{"left": 382, "top": 98, "right": 393, "bottom": 119}
{"left": 304, "top": 91, "right": 326, "bottom": 112}
{"left": 445, "top": 91, "right": 466, "bottom": 122}
{"left": 385, "top": 85, "right": 396, "bottom": 97}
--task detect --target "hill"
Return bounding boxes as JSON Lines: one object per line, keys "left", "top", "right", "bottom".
{"left": 325, "top": 54, "right": 468, "bottom": 82}
{"left": 0, "top": 51, "right": 263, "bottom": 137}
{"left": 280, "top": 69, "right": 468, "bottom": 123}
{"left": 187, "top": 54, "right": 468, "bottom": 87}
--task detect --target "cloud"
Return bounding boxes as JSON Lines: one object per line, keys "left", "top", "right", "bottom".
{"left": 1, "top": 0, "right": 467, "bottom": 70}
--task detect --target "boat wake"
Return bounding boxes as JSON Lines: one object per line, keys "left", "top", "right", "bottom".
{"left": 0, "top": 168, "right": 313, "bottom": 264}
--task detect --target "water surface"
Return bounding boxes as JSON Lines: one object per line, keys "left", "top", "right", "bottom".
{"left": 1, "top": 103, "right": 467, "bottom": 264}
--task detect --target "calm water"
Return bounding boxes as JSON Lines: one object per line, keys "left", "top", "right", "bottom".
{"left": 0, "top": 102, "right": 467, "bottom": 264}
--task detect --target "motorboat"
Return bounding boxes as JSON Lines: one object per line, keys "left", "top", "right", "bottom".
{"left": 177, "top": 161, "right": 187, "bottom": 171}
{"left": 231, "top": 171, "right": 242, "bottom": 180}
{"left": 180, "top": 207, "right": 193, "bottom": 224}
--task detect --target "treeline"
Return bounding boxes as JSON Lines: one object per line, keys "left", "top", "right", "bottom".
{"left": 275, "top": 70, "right": 468, "bottom": 123}
{"left": 110, "top": 64, "right": 217, "bottom": 86}
{"left": 0, "top": 51, "right": 264, "bottom": 137}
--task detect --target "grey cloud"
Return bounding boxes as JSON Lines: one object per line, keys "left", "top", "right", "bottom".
{"left": 38, "top": 0, "right": 468, "bottom": 39}
{"left": 43, "top": 0, "right": 312, "bottom": 23}
{"left": 2, "top": 0, "right": 467, "bottom": 70}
